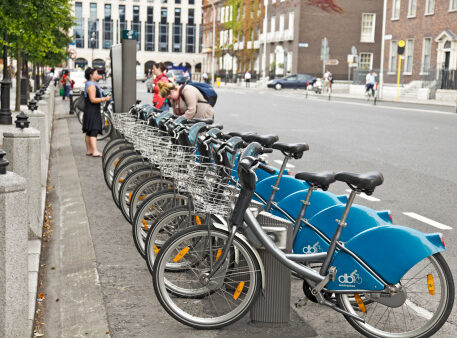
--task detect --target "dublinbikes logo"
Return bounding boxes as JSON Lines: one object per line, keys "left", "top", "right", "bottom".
{"left": 302, "top": 242, "right": 321, "bottom": 254}
{"left": 338, "top": 270, "right": 363, "bottom": 287}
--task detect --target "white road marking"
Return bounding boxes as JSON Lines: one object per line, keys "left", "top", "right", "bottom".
{"left": 405, "top": 300, "right": 433, "bottom": 320}
{"left": 273, "top": 160, "right": 295, "bottom": 168}
{"left": 403, "top": 212, "right": 452, "bottom": 230}
{"left": 345, "top": 189, "right": 380, "bottom": 202}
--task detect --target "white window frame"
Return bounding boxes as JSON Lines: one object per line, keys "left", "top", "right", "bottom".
{"left": 404, "top": 39, "right": 414, "bottom": 74}
{"left": 388, "top": 40, "right": 398, "bottom": 74}
{"left": 450, "top": 0, "right": 457, "bottom": 11}
{"left": 425, "top": 0, "right": 435, "bottom": 15}
{"left": 359, "top": 52, "right": 373, "bottom": 70}
{"left": 421, "top": 37, "right": 432, "bottom": 74}
{"left": 392, "top": 0, "right": 401, "bottom": 20}
{"left": 271, "top": 16, "right": 276, "bottom": 32}
{"left": 360, "top": 13, "right": 376, "bottom": 43}
{"left": 279, "top": 14, "right": 284, "bottom": 32}
{"left": 407, "top": 0, "right": 417, "bottom": 17}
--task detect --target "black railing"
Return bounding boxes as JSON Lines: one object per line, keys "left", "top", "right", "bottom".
{"left": 438, "top": 69, "right": 457, "bottom": 90}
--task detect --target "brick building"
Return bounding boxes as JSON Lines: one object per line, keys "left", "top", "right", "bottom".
{"left": 383, "top": 0, "right": 457, "bottom": 88}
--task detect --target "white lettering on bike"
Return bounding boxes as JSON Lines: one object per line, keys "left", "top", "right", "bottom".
{"left": 338, "top": 269, "right": 363, "bottom": 287}
{"left": 302, "top": 242, "right": 321, "bottom": 254}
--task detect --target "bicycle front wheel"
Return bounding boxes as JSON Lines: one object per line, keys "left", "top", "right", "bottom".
{"left": 152, "top": 226, "right": 262, "bottom": 329}
{"left": 336, "top": 253, "right": 454, "bottom": 338}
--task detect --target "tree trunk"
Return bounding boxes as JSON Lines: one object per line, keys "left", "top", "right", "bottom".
{"left": 15, "top": 49, "right": 22, "bottom": 112}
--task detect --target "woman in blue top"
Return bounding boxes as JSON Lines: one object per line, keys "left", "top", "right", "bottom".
{"left": 83, "top": 67, "right": 111, "bottom": 157}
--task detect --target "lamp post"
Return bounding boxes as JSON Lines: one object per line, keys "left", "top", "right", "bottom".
{"left": 90, "top": 32, "right": 96, "bottom": 66}
{"left": 0, "top": 29, "right": 12, "bottom": 125}
{"left": 379, "top": 0, "right": 388, "bottom": 99}
{"left": 209, "top": 0, "right": 216, "bottom": 86}
{"left": 263, "top": 0, "right": 268, "bottom": 81}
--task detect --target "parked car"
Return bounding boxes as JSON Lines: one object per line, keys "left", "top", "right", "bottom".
{"left": 145, "top": 77, "right": 153, "bottom": 93}
{"left": 69, "top": 70, "right": 86, "bottom": 91}
{"left": 267, "top": 74, "right": 314, "bottom": 90}
{"left": 166, "top": 69, "right": 186, "bottom": 85}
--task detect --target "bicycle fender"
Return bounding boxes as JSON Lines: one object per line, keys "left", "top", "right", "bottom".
{"left": 212, "top": 222, "right": 266, "bottom": 290}
{"left": 253, "top": 176, "right": 308, "bottom": 204}
{"left": 343, "top": 225, "right": 445, "bottom": 285}
{"left": 271, "top": 189, "right": 345, "bottom": 221}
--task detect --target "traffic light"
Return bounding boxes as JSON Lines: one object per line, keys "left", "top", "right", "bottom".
{"left": 397, "top": 40, "right": 405, "bottom": 55}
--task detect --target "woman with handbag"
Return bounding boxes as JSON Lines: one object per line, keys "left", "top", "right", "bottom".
{"left": 82, "top": 67, "right": 111, "bottom": 157}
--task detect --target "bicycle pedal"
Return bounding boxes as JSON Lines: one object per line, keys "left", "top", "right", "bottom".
{"left": 295, "top": 297, "right": 308, "bottom": 308}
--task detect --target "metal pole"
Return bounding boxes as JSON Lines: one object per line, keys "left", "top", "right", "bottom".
{"left": 396, "top": 55, "right": 402, "bottom": 101}
{"left": 210, "top": 0, "right": 216, "bottom": 86}
{"left": 379, "top": 0, "right": 387, "bottom": 99}
{"left": 263, "top": 0, "right": 268, "bottom": 80}
{"left": 0, "top": 29, "right": 12, "bottom": 125}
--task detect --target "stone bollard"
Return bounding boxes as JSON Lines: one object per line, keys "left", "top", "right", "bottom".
{"left": 27, "top": 100, "right": 49, "bottom": 163}
{"left": 2, "top": 113, "right": 42, "bottom": 238}
{"left": 37, "top": 99, "right": 51, "bottom": 143}
{"left": 0, "top": 150, "right": 29, "bottom": 337}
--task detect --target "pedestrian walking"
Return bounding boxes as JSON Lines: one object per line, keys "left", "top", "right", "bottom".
{"left": 158, "top": 82, "right": 214, "bottom": 120}
{"left": 202, "top": 72, "right": 208, "bottom": 84}
{"left": 152, "top": 62, "right": 170, "bottom": 111}
{"left": 82, "top": 67, "right": 111, "bottom": 157}
{"left": 244, "top": 71, "right": 251, "bottom": 88}
{"left": 61, "top": 70, "right": 72, "bottom": 100}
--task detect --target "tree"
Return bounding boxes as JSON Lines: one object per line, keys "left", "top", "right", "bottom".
{"left": 0, "top": 0, "right": 73, "bottom": 111}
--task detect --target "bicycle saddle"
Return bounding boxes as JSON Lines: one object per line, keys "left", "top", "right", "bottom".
{"left": 188, "top": 118, "right": 214, "bottom": 124}
{"left": 295, "top": 171, "right": 335, "bottom": 191}
{"left": 272, "top": 142, "right": 309, "bottom": 159}
{"left": 335, "top": 171, "right": 384, "bottom": 195}
{"left": 228, "top": 131, "right": 252, "bottom": 138}
{"left": 240, "top": 134, "right": 279, "bottom": 147}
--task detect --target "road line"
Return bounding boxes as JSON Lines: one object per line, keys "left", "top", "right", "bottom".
{"left": 403, "top": 212, "right": 452, "bottom": 230}
{"left": 274, "top": 160, "right": 295, "bottom": 168}
{"left": 345, "top": 189, "right": 380, "bottom": 202}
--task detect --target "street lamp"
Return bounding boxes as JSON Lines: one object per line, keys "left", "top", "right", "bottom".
{"left": 90, "top": 31, "right": 96, "bottom": 66}
{"left": 209, "top": 0, "right": 216, "bottom": 86}
{"left": 0, "top": 29, "right": 12, "bottom": 125}
{"left": 263, "top": 0, "right": 268, "bottom": 81}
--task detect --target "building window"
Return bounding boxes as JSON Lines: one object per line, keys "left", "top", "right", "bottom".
{"left": 404, "top": 39, "right": 414, "bottom": 73}
{"left": 408, "top": 0, "right": 417, "bottom": 17}
{"left": 161, "top": 0, "right": 167, "bottom": 3}
{"left": 359, "top": 53, "right": 373, "bottom": 70}
{"left": 392, "top": 0, "right": 401, "bottom": 19}
{"left": 175, "top": 0, "right": 181, "bottom": 3}
{"left": 188, "top": 8, "right": 194, "bottom": 25}
{"left": 279, "top": 14, "right": 284, "bottom": 32}
{"left": 145, "top": 7, "right": 155, "bottom": 51}
{"left": 422, "top": 38, "right": 432, "bottom": 73}
{"left": 173, "top": 9, "right": 182, "bottom": 52}
{"left": 425, "top": 0, "right": 435, "bottom": 14}
{"left": 186, "top": 24, "right": 195, "bottom": 53}
{"left": 132, "top": 6, "right": 141, "bottom": 50}
{"left": 189, "top": 0, "right": 194, "bottom": 4}
{"left": 88, "top": 3, "right": 98, "bottom": 49}
{"left": 199, "top": 26, "right": 202, "bottom": 53}
{"left": 159, "top": 8, "right": 168, "bottom": 52}
{"left": 270, "top": 16, "right": 276, "bottom": 32}
{"left": 75, "top": 2, "right": 84, "bottom": 48}
{"left": 389, "top": 40, "right": 398, "bottom": 73}
{"left": 451, "top": 0, "right": 457, "bottom": 11}
{"left": 103, "top": 4, "right": 113, "bottom": 49}
{"left": 360, "top": 13, "right": 376, "bottom": 43}
{"left": 119, "top": 5, "right": 127, "bottom": 44}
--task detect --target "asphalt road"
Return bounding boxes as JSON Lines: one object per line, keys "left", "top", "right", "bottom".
{"left": 137, "top": 83, "right": 457, "bottom": 335}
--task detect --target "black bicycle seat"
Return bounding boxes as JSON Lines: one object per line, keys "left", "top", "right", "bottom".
{"left": 242, "top": 134, "right": 279, "bottom": 147}
{"left": 189, "top": 118, "right": 213, "bottom": 124}
{"left": 136, "top": 99, "right": 142, "bottom": 104}
{"left": 228, "top": 131, "right": 253, "bottom": 138}
{"left": 272, "top": 142, "right": 309, "bottom": 159}
{"left": 295, "top": 171, "right": 335, "bottom": 191}
{"left": 335, "top": 171, "right": 384, "bottom": 195}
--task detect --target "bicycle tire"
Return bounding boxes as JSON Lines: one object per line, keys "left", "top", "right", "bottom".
{"left": 111, "top": 159, "right": 149, "bottom": 207}
{"left": 128, "top": 174, "right": 167, "bottom": 222}
{"left": 102, "top": 138, "right": 129, "bottom": 159}
{"left": 152, "top": 226, "right": 262, "bottom": 329}
{"left": 336, "top": 253, "right": 454, "bottom": 338}
{"left": 113, "top": 152, "right": 143, "bottom": 177}
{"left": 118, "top": 167, "right": 158, "bottom": 223}
{"left": 97, "top": 114, "right": 113, "bottom": 141}
{"left": 103, "top": 147, "right": 136, "bottom": 189}
{"left": 132, "top": 189, "right": 188, "bottom": 258}
{"left": 102, "top": 143, "right": 133, "bottom": 171}
{"left": 145, "top": 206, "right": 214, "bottom": 273}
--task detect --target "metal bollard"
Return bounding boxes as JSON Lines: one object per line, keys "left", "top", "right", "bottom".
{"left": 250, "top": 211, "right": 293, "bottom": 324}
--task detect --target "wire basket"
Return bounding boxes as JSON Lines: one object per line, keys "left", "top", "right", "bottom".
{"left": 143, "top": 133, "right": 172, "bottom": 166}
{"left": 187, "top": 163, "right": 238, "bottom": 218}
{"left": 160, "top": 144, "right": 199, "bottom": 183}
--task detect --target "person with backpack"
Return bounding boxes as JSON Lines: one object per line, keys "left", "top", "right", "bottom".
{"left": 158, "top": 81, "right": 215, "bottom": 119}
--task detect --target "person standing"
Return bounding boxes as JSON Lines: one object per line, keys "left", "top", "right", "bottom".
{"left": 365, "top": 70, "right": 377, "bottom": 97}
{"left": 82, "top": 67, "right": 111, "bottom": 157}
{"left": 202, "top": 72, "right": 208, "bottom": 84}
{"left": 244, "top": 71, "right": 251, "bottom": 88}
{"left": 152, "top": 62, "right": 170, "bottom": 111}
{"left": 61, "top": 70, "right": 72, "bottom": 100}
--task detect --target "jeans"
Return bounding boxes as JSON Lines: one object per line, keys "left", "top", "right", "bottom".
{"left": 62, "top": 85, "right": 70, "bottom": 99}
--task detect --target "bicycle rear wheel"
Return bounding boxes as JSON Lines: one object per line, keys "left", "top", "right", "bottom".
{"left": 152, "top": 226, "right": 262, "bottom": 329}
{"left": 336, "top": 253, "right": 454, "bottom": 338}
{"left": 97, "top": 113, "right": 113, "bottom": 141}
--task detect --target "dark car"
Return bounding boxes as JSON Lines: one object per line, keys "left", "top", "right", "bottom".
{"left": 267, "top": 74, "right": 314, "bottom": 90}
{"left": 166, "top": 69, "right": 187, "bottom": 85}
